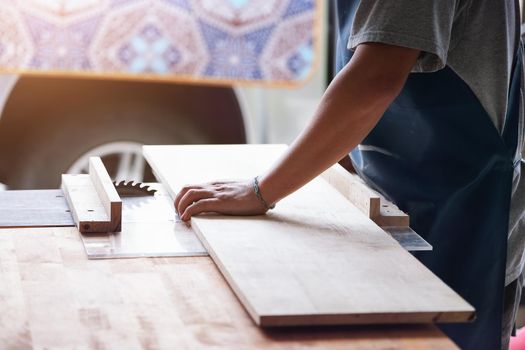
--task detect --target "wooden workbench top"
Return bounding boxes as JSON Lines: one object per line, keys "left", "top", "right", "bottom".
{"left": 0, "top": 227, "right": 457, "bottom": 349}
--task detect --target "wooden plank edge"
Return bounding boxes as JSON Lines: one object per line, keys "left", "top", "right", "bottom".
{"left": 61, "top": 174, "right": 79, "bottom": 230}
{"left": 143, "top": 147, "right": 178, "bottom": 199}
{"left": 258, "top": 310, "right": 476, "bottom": 327}
{"left": 89, "top": 157, "right": 122, "bottom": 232}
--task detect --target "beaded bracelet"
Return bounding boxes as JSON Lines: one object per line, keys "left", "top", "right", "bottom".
{"left": 253, "top": 176, "right": 275, "bottom": 210}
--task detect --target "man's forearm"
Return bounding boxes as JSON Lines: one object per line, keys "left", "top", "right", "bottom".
{"left": 258, "top": 43, "right": 420, "bottom": 206}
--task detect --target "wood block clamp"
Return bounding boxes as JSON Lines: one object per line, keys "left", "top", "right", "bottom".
{"left": 321, "top": 164, "right": 409, "bottom": 226}
{"left": 61, "top": 157, "right": 122, "bottom": 233}
{"left": 321, "top": 163, "right": 431, "bottom": 251}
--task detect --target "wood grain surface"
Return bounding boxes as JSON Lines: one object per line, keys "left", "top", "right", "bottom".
{"left": 0, "top": 227, "right": 458, "bottom": 349}
{"left": 144, "top": 145, "right": 474, "bottom": 327}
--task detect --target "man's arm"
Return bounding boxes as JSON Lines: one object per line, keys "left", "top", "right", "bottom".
{"left": 175, "top": 43, "right": 420, "bottom": 220}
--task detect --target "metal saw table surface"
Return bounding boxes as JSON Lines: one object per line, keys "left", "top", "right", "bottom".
{"left": 0, "top": 226, "right": 457, "bottom": 349}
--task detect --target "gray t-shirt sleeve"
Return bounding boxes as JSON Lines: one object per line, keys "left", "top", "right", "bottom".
{"left": 348, "top": 0, "right": 458, "bottom": 72}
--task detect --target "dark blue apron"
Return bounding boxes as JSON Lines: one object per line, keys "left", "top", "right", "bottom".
{"left": 335, "top": 2, "right": 523, "bottom": 349}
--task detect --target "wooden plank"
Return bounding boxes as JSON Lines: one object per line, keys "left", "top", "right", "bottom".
{"left": 0, "top": 227, "right": 458, "bottom": 349}
{"left": 144, "top": 145, "right": 475, "bottom": 327}
{"left": 321, "top": 164, "right": 409, "bottom": 227}
{"left": 89, "top": 157, "right": 122, "bottom": 232}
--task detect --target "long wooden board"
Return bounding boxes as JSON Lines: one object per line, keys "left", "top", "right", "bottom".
{"left": 143, "top": 145, "right": 475, "bottom": 327}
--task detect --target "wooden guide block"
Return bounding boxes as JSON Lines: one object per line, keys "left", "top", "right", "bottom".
{"left": 61, "top": 157, "right": 122, "bottom": 233}
{"left": 376, "top": 204, "right": 410, "bottom": 227}
{"left": 144, "top": 145, "right": 475, "bottom": 327}
{"left": 322, "top": 164, "right": 409, "bottom": 227}
{"left": 89, "top": 157, "right": 122, "bottom": 232}
{"left": 321, "top": 164, "right": 381, "bottom": 218}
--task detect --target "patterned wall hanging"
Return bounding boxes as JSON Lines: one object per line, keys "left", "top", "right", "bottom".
{"left": 0, "top": 0, "right": 320, "bottom": 86}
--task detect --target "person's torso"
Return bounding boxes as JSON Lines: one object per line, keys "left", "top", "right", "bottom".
{"left": 445, "top": 0, "right": 520, "bottom": 132}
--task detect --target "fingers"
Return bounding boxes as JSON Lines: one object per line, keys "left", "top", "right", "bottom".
{"left": 174, "top": 185, "right": 201, "bottom": 214}
{"left": 177, "top": 188, "right": 214, "bottom": 216}
{"left": 180, "top": 198, "right": 221, "bottom": 221}
{"left": 175, "top": 181, "right": 232, "bottom": 214}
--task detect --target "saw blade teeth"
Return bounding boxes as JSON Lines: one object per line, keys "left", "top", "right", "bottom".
{"left": 113, "top": 180, "right": 157, "bottom": 196}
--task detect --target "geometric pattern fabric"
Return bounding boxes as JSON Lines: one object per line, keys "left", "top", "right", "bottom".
{"left": 0, "top": 0, "right": 318, "bottom": 85}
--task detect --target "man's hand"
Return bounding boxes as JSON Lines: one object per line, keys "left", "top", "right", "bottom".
{"left": 174, "top": 180, "right": 268, "bottom": 221}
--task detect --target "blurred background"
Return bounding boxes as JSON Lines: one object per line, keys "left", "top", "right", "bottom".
{"left": 0, "top": 0, "right": 328, "bottom": 190}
